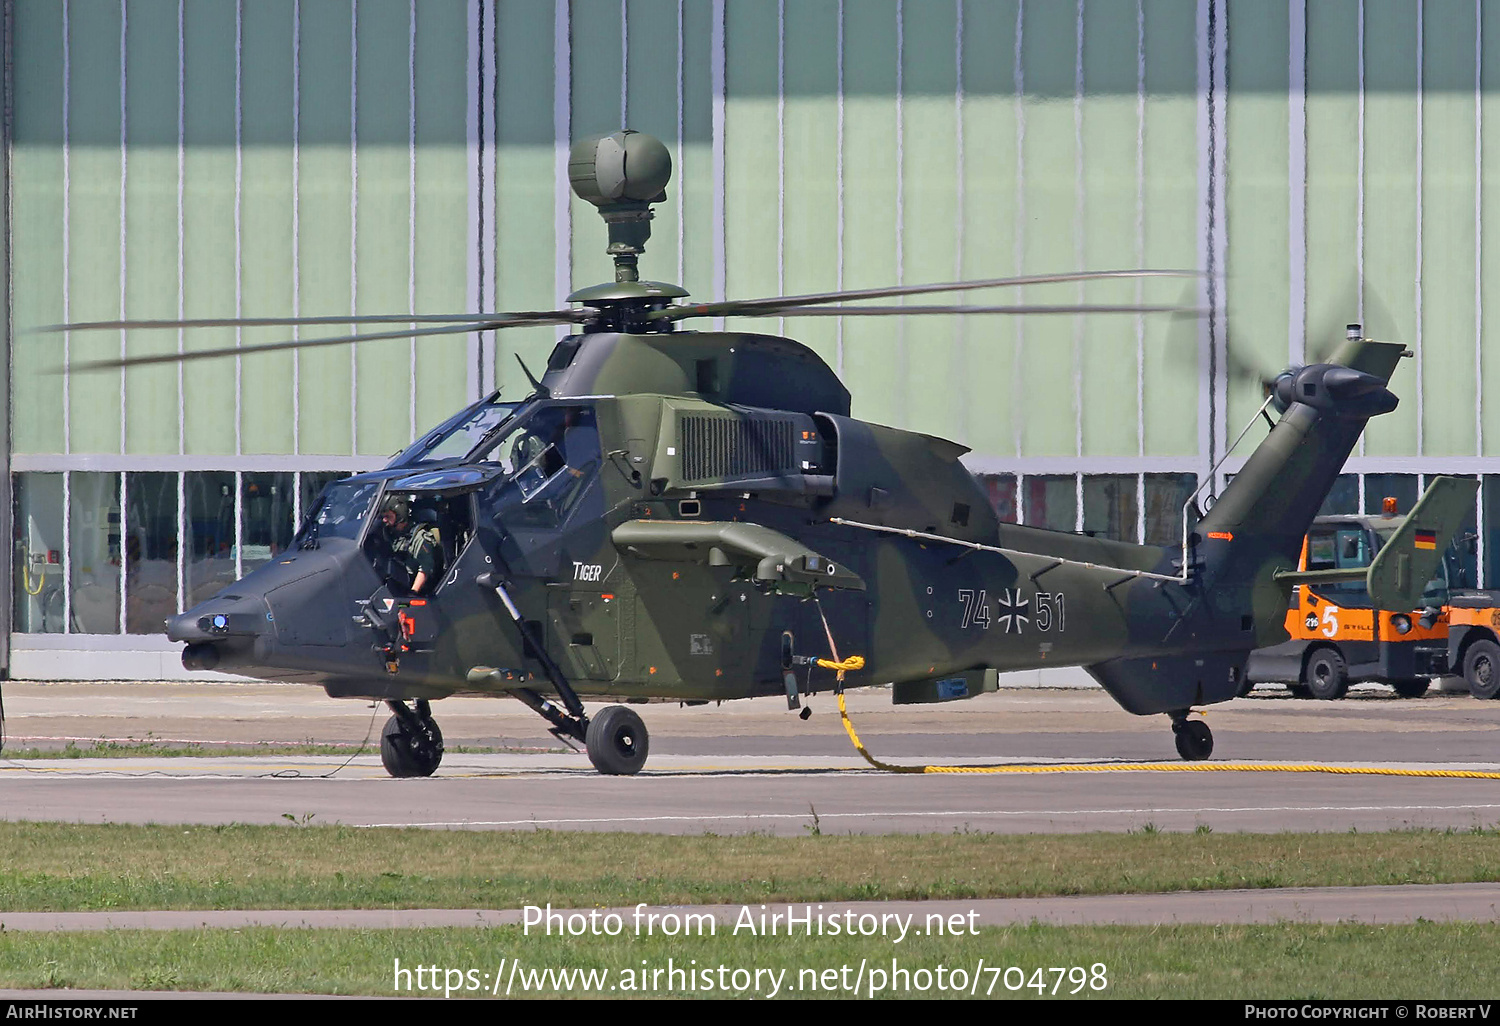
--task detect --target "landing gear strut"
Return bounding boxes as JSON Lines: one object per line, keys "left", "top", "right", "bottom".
{"left": 381, "top": 698, "right": 444, "bottom": 777}
{"left": 1170, "top": 712, "right": 1213, "bottom": 761}
{"left": 475, "top": 572, "right": 653, "bottom": 776}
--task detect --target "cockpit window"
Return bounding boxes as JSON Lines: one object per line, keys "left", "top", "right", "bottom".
{"left": 473, "top": 406, "right": 600, "bottom": 482}
{"left": 404, "top": 400, "right": 521, "bottom": 465}
{"left": 297, "top": 479, "right": 382, "bottom": 547}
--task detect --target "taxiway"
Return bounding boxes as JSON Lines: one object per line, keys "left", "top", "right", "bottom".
{"left": 2, "top": 681, "right": 1497, "bottom": 835}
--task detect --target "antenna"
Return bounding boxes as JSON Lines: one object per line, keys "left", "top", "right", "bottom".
{"left": 515, "top": 354, "right": 550, "bottom": 398}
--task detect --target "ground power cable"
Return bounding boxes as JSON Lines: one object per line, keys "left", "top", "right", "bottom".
{"left": 0, "top": 703, "right": 382, "bottom": 781}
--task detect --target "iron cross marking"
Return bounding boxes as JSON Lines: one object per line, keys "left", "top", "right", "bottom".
{"left": 997, "top": 588, "right": 1030, "bottom": 634}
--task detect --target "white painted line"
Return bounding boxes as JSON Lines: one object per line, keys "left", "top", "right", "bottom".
{"left": 1289, "top": 0, "right": 1306, "bottom": 367}
{"left": 349, "top": 0, "right": 360, "bottom": 456}
{"left": 1415, "top": 0, "right": 1424, "bottom": 457}
{"left": 711, "top": 0, "right": 726, "bottom": 328}
{"left": 176, "top": 0, "right": 185, "bottom": 459}
{"left": 554, "top": 0, "right": 571, "bottom": 310}
{"left": 836, "top": 0, "right": 845, "bottom": 377}
{"left": 466, "top": 0, "right": 480, "bottom": 399}
{"left": 234, "top": 0, "right": 243, "bottom": 459}
{"left": 292, "top": 0, "right": 302, "bottom": 455}
{"left": 119, "top": 0, "right": 128, "bottom": 464}
{"left": 1012, "top": 0, "right": 1025, "bottom": 461}
{"left": 62, "top": 0, "right": 71, "bottom": 459}
{"left": 408, "top": 0, "right": 417, "bottom": 442}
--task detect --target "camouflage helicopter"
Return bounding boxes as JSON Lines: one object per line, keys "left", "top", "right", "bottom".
{"left": 59, "top": 130, "right": 1473, "bottom": 778}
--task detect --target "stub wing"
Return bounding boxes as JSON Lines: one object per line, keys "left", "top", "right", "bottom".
{"left": 611, "top": 519, "right": 866, "bottom": 593}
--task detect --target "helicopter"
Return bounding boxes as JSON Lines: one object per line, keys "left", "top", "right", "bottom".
{"left": 53, "top": 130, "right": 1475, "bottom": 778}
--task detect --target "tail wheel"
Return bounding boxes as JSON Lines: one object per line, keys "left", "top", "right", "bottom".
{"left": 1464, "top": 639, "right": 1500, "bottom": 700}
{"left": 585, "top": 705, "right": 650, "bottom": 775}
{"left": 1172, "top": 719, "right": 1213, "bottom": 761}
{"left": 1303, "top": 647, "right": 1349, "bottom": 700}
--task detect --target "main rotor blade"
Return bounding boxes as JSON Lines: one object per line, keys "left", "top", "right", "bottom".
{"left": 651, "top": 268, "right": 1199, "bottom": 322}
{"left": 34, "top": 310, "right": 583, "bottom": 334}
{"left": 748, "top": 303, "right": 1198, "bottom": 317}
{"left": 66, "top": 315, "right": 580, "bottom": 372}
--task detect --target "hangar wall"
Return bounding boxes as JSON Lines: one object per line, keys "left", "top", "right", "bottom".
{"left": 3, "top": 0, "right": 1497, "bottom": 677}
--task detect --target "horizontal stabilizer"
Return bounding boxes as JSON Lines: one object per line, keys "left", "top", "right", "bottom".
{"left": 1272, "top": 567, "right": 1367, "bottom": 587}
{"left": 1275, "top": 477, "right": 1478, "bottom": 610}
{"left": 612, "top": 520, "right": 865, "bottom": 593}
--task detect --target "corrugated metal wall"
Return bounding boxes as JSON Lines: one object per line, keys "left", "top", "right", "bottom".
{"left": 7, "top": 0, "right": 1498, "bottom": 469}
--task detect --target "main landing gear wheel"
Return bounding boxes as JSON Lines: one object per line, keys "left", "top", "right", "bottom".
{"left": 1171, "top": 717, "right": 1213, "bottom": 761}
{"left": 1390, "top": 678, "right": 1430, "bottom": 699}
{"left": 380, "top": 700, "right": 444, "bottom": 778}
{"left": 585, "top": 705, "right": 649, "bottom": 776}
{"left": 1464, "top": 639, "right": 1500, "bottom": 700}
{"left": 1303, "top": 647, "right": 1349, "bottom": 701}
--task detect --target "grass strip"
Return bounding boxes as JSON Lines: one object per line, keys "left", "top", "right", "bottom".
{"left": 0, "top": 922, "right": 1494, "bottom": 998}
{"left": 2, "top": 822, "right": 1500, "bottom": 912}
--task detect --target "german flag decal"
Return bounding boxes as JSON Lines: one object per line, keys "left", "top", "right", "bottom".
{"left": 1415, "top": 528, "right": 1437, "bottom": 550}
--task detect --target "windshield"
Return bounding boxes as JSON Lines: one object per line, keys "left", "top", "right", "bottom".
{"left": 296, "top": 479, "right": 382, "bottom": 547}
{"left": 403, "top": 400, "right": 521, "bottom": 465}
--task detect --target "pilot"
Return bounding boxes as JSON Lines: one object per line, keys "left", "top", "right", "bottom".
{"left": 380, "top": 499, "right": 440, "bottom": 594}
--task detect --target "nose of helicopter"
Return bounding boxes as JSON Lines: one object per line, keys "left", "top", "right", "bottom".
{"left": 167, "top": 591, "right": 275, "bottom": 671}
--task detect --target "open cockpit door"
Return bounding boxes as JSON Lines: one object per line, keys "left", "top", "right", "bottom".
{"left": 363, "top": 467, "right": 488, "bottom": 653}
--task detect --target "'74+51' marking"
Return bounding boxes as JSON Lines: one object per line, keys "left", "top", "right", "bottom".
{"left": 958, "top": 588, "right": 1065, "bottom": 634}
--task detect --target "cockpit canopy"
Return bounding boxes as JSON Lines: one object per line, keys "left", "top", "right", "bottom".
{"left": 295, "top": 398, "right": 606, "bottom": 587}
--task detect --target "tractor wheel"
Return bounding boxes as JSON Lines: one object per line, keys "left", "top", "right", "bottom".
{"left": 1464, "top": 640, "right": 1500, "bottom": 700}
{"left": 1303, "top": 648, "right": 1349, "bottom": 701}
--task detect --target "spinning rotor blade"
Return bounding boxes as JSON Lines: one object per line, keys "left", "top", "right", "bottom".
{"left": 751, "top": 303, "right": 1198, "bottom": 317}
{"left": 650, "top": 268, "right": 1199, "bottom": 322}
{"left": 1163, "top": 287, "right": 1282, "bottom": 395}
{"left": 65, "top": 313, "right": 586, "bottom": 372}
{"left": 33, "top": 311, "right": 580, "bottom": 334}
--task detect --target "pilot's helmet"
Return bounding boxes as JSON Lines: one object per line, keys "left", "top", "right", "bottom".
{"left": 414, "top": 507, "right": 440, "bottom": 527}
{"left": 383, "top": 497, "right": 411, "bottom": 523}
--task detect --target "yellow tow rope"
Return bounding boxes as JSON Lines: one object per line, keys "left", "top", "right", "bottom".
{"left": 834, "top": 691, "right": 1500, "bottom": 778}
{"left": 813, "top": 601, "right": 1500, "bottom": 780}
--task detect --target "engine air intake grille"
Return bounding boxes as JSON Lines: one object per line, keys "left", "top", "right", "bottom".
{"left": 679, "top": 415, "right": 797, "bottom": 482}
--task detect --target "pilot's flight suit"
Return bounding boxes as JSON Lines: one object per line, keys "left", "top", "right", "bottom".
{"left": 392, "top": 523, "right": 440, "bottom": 591}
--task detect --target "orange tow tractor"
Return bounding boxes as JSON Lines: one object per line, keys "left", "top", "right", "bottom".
{"left": 1245, "top": 494, "right": 1462, "bottom": 700}
{"left": 1444, "top": 595, "right": 1500, "bottom": 700}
